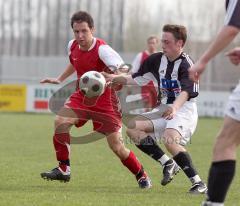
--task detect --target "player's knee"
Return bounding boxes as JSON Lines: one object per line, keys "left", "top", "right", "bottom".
{"left": 126, "top": 128, "right": 140, "bottom": 142}
{"left": 163, "top": 138, "right": 174, "bottom": 151}
{"left": 163, "top": 133, "right": 174, "bottom": 145}
{"left": 127, "top": 119, "right": 137, "bottom": 130}
{"left": 110, "top": 143, "right": 126, "bottom": 158}
{"left": 213, "top": 137, "right": 237, "bottom": 156}
{"left": 55, "top": 116, "right": 64, "bottom": 127}
{"left": 126, "top": 119, "right": 140, "bottom": 138}
{"left": 54, "top": 115, "right": 74, "bottom": 132}
{"left": 126, "top": 127, "right": 134, "bottom": 138}
{"left": 163, "top": 129, "right": 180, "bottom": 144}
{"left": 163, "top": 132, "right": 184, "bottom": 153}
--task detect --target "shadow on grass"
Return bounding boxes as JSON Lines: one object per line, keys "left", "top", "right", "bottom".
{"left": 0, "top": 183, "right": 163, "bottom": 195}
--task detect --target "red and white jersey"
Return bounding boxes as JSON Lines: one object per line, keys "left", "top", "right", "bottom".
{"left": 68, "top": 38, "right": 124, "bottom": 78}
{"left": 66, "top": 37, "right": 123, "bottom": 110}
{"left": 131, "top": 51, "right": 150, "bottom": 74}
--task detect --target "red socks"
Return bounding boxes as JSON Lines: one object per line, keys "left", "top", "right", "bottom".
{"left": 53, "top": 134, "right": 142, "bottom": 177}
{"left": 53, "top": 133, "right": 70, "bottom": 171}
{"left": 121, "top": 151, "right": 142, "bottom": 176}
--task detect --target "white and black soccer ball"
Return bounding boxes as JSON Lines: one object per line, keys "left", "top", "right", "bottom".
{"left": 79, "top": 71, "right": 106, "bottom": 98}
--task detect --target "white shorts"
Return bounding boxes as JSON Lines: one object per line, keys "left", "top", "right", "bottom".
{"left": 225, "top": 83, "right": 240, "bottom": 121}
{"left": 140, "top": 101, "right": 198, "bottom": 146}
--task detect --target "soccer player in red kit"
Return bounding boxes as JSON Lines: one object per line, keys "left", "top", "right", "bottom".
{"left": 131, "top": 36, "right": 159, "bottom": 111}
{"left": 40, "top": 11, "right": 151, "bottom": 188}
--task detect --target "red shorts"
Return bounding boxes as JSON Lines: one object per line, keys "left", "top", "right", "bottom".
{"left": 65, "top": 90, "right": 122, "bottom": 135}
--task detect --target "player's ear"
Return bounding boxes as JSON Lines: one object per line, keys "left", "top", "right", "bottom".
{"left": 90, "top": 27, "right": 95, "bottom": 34}
{"left": 178, "top": 39, "right": 184, "bottom": 47}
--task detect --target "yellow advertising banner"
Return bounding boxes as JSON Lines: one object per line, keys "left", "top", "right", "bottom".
{"left": 0, "top": 84, "right": 26, "bottom": 112}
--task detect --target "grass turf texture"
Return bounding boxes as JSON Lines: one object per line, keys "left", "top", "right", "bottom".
{"left": 0, "top": 113, "right": 239, "bottom": 206}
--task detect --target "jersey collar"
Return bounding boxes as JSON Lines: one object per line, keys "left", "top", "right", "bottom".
{"left": 87, "top": 38, "right": 97, "bottom": 51}
{"left": 78, "top": 38, "right": 97, "bottom": 51}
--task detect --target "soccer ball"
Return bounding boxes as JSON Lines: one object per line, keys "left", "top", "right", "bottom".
{"left": 79, "top": 71, "right": 106, "bottom": 98}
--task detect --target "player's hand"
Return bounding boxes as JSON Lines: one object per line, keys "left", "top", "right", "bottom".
{"left": 118, "top": 64, "right": 131, "bottom": 74}
{"left": 40, "top": 78, "right": 61, "bottom": 84}
{"left": 101, "top": 72, "right": 116, "bottom": 87}
{"left": 101, "top": 72, "right": 116, "bottom": 83}
{"left": 102, "top": 72, "right": 123, "bottom": 86}
{"left": 228, "top": 55, "right": 240, "bottom": 65}
{"left": 162, "top": 105, "right": 176, "bottom": 120}
{"left": 225, "top": 47, "right": 240, "bottom": 66}
{"left": 188, "top": 62, "right": 206, "bottom": 82}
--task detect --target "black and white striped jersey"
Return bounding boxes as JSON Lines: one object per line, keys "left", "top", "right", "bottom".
{"left": 225, "top": 0, "right": 240, "bottom": 29}
{"left": 132, "top": 52, "right": 199, "bottom": 104}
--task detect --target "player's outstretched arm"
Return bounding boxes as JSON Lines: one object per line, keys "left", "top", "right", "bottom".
{"left": 102, "top": 72, "right": 137, "bottom": 86}
{"left": 40, "top": 78, "right": 61, "bottom": 84}
{"left": 40, "top": 64, "right": 75, "bottom": 84}
{"left": 189, "top": 25, "right": 239, "bottom": 82}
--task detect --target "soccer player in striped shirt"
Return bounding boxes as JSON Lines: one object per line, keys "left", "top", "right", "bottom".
{"left": 103, "top": 24, "right": 207, "bottom": 194}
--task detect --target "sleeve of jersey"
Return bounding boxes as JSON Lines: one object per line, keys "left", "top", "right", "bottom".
{"left": 131, "top": 53, "right": 142, "bottom": 73}
{"left": 67, "top": 39, "right": 75, "bottom": 65}
{"left": 224, "top": 0, "right": 240, "bottom": 29}
{"left": 179, "top": 61, "right": 199, "bottom": 99}
{"left": 98, "top": 45, "right": 124, "bottom": 71}
{"left": 131, "top": 58, "right": 154, "bottom": 86}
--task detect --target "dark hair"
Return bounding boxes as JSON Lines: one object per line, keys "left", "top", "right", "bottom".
{"left": 71, "top": 11, "right": 94, "bottom": 28}
{"left": 162, "top": 24, "right": 187, "bottom": 46}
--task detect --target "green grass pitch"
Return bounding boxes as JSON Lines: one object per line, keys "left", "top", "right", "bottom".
{"left": 0, "top": 113, "right": 239, "bottom": 206}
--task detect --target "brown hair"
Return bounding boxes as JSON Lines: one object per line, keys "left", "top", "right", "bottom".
{"left": 71, "top": 11, "right": 94, "bottom": 28}
{"left": 147, "top": 35, "right": 159, "bottom": 43}
{"left": 162, "top": 24, "right": 187, "bottom": 46}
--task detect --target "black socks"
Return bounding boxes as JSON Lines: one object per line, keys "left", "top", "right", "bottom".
{"left": 207, "top": 160, "right": 236, "bottom": 203}
{"left": 136, "top": 136, "right": 165, "bottom": 162}
{"left": 173, "top": 152, "right": 198, "bottom": 179}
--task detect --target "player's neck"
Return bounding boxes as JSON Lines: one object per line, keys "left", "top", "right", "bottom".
{"left": 80, "top": 38, "right": 94, "bottom": 51}
{"left": 167, "top": 51, "right": 182, "bottom": 62}
{"left": 146, "top": 49, "right": 157, "bottom": 55}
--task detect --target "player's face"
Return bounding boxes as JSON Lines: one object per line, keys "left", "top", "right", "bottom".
{"left": 72, "top": 22, "right": 94, "bottom": 50}
{"left": 161, "top": 32, "right": 182, "bottom": 61}
{"left": 147, "top": 39, "right": 158, "bottom": 53}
